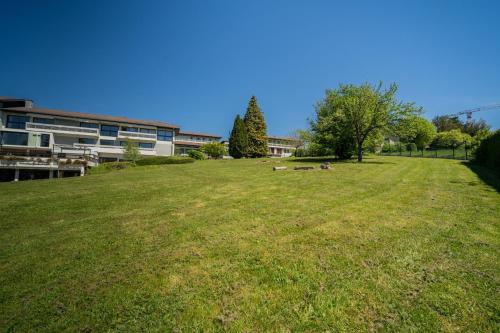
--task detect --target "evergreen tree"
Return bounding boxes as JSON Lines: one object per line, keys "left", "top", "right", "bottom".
{"left": 228, "top": 114, "right": 248, "bottom": 158}
{"left": 243, "top": 96, "right": 268, "bottom": 157}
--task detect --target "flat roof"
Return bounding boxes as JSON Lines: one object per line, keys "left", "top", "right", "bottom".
{"left": 177, "top": 130, "right": 222, "bottom": 138}
{"left": 1, "top": 106, "right": 179, "bottom": 129}
{"left": 268, "top": 135, "right": 301, "bottom": 141}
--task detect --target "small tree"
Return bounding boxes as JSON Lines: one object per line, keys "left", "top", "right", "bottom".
{"left": 396, "top": 116, "right": 437, "bottom": 150}
{"left": 201, "top": 142, "right": 226, "bottom": 159}
{"left": 228, "top": 114, "right": 248, "bottom": 159}
{"left": 123, "top": 139, "right": 140, "bottom": 164}
{"left": 243, "top": 96, "right": 268, "bottom": 157}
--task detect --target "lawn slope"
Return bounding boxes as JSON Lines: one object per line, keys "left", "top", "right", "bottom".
{"left": 0, "top": 156, "right": 499, "bottom": 332}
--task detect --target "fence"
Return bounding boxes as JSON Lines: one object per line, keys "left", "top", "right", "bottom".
{"left": 379, "top": 146, "right": 472, "bottom": 160}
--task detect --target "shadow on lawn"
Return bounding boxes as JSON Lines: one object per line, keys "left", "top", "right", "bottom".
{"left": 463, "top": 161, "right": 500, "bottom": 193}
{"left": 290, "top": 156, "right": 396, "bottom": 165}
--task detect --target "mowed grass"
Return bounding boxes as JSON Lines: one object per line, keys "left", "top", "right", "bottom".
{"left": 0, "top": 156, "right": 499, "bottom": 332}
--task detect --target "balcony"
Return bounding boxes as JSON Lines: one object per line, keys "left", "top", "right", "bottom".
{"left": 26, "top": 122, "right": 99, "bottom": 137}
{"left": 117, "top": 131, "right": 157, "bottom": 141}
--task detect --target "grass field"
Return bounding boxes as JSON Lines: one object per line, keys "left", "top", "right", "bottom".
{"left": 0, "top": 156, "right": 499, "bottom": 332}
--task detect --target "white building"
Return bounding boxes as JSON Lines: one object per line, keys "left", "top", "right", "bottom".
{"left": 0, "top": 97, "right": 219, "bottom": 181}
{"left": 267, "top": 136, "right": 301, "bottom": 157}
{"left": 174, "top": 131, "right": 222, "bottom": 155}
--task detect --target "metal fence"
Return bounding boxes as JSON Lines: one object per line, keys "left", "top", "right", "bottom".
{"left": 379, "top": 146, "right": 472, "bottom": 160}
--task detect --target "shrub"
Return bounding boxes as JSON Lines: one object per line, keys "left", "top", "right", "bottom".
{"left": 188, "top": 150, "right": 206, "bottom": 160}
{"left": 406, "top": 143, "right": 417, "bottom": 152}
{"left": 135, "top": 156, "right": 194, "bottom": 166}
{"left": 474, "top": 130, "right": 500, "bottom": 175}
{"left": 88, "top": 162, "right": 134, "bottom": 175}
{"left": 201, "top": 142, "right": 226, "bottom": 159}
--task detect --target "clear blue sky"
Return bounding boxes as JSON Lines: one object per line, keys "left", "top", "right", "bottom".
{"left": 1, "top": 0, "right": 499, "bottom": 136}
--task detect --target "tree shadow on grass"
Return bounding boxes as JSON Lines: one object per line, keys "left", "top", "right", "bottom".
{"left": 462, "top": 161, "right": 500, "bottom": 193}
{"left": 289, "top": 156, "right": 396, "bottom": 165}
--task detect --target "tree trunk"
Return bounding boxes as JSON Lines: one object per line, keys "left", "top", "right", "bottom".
{"left": 357, "top": 146, "right": 363, "bottom": 162}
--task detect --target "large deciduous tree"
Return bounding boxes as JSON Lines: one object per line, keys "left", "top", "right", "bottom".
{"left": 243, "top": 96, "right": 268, "bottom": 157}
{"left": 395, "top": 116, "right": 437, "bottom": 150}
{"left": 228, "top": 114, "right": 248, "bottom": 159}
{"left": 432, "top": 115, "right": 463, "bottom": 132}
{"left": 311, "top": 82, "right": 420, "bottom": 162}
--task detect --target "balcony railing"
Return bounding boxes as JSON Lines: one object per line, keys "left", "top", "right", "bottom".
{"left": 26, "top": 122, "right": 99, "bottom": 136}
{"left": 117, "top": 131, "right": 157, "bottom": 140}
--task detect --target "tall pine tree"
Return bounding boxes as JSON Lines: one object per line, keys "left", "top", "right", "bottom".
{"left": 228, "top": 114, "right": 248, "bottom": 159}
{"left": 243, "top": 96, "right": 268, "bottom": 157}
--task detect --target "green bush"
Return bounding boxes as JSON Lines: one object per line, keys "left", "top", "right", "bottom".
{"left": 188, "top": 150, "right": 206, "bottom": 160}
{"left": 406, "top": 143, "right": 417, "bottom": 152}
{"left": 88, "top": 162, "right": 134, "bottom": 175}
{"left": 135, "top": 156, "right": 194, "bottom": 166}
{"left": 474, "top": 130, "right": 500, "bottom": 175}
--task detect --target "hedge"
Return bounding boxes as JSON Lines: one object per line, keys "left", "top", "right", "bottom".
{"left": 135, "top": 156, "right": 195, "bottom": 166}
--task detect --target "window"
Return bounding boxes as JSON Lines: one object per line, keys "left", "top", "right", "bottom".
{"left": 33, "top": 117, "right": 55, "bottom": 124}
{"left": 1, "top": 131, "right": 29, "bottom": 146}
{"left": 140, "top": 128, "right": 156, "bottom": 134}
{"left": 100, "top": 139, "right": 117, "bottom": 146}
{"left": 80, "top": 122, "right": 99, "bottom": 129}
{"left": 100, "top": 125, "right": 119, "bottom": 137}
{"left": 6, "top": 115, "right": 29, "bottom": 129}
{"left": 157, "top": 129, "right": 173, "bottom": 141}
{"left": 139, "top": 142, "right": 154, "bottom": 149}
{"left": 40, "top": 134, "right": 50, "bottom": 147}
{"left": 78, "top": 138, "right": 97, "bottom": 145}
{"left": 122, "top": 126, "right": 138, "bottom": 132}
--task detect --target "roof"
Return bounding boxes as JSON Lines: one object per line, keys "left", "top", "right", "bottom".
{"left": 1, "top": 107, "right": 179, "bottom": 129}
{"left": 174, "top": 140, "right": 204, "bottom": 146}
{"left": 177, "top": 130, "right": 222, "bottom": 138}
{"left": 0, "top": 97, "right": 32, "bottom": 102}
{"left": 268, "top": 135, "right": 301, "bottom": 142}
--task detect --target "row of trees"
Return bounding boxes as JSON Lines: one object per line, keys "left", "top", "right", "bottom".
{"left": 228, "top": 96, "right": 268, "bottom": 158}
{"left": 302, "top": 82, "right": 493, "bottom": 162}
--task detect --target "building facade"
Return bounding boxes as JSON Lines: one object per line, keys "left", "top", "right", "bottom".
{"left": 267, "top": 136, "right": 301, "bottom": 157}
{"left": 174, "top": 131, "right": 222, "bottom": 155}
{"left": 0, "top": 97, "right": 219, "bottom": 181}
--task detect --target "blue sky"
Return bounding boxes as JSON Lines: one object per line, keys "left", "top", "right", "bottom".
{"left": 1, "top": 0, "right": 499, "bottom": 136}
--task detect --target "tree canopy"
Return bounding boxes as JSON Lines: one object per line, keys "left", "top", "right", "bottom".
{"left": 243, "top": 96, "right": 268, "bottom": 158}
{"left": 311, "top": 82, "right": 420, "bottom": 162}
{"left": 395, "top": 116, "right": 437, "bottom": 150}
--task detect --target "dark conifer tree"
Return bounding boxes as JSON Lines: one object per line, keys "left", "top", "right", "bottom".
{"left": 243, "top": 96, "right": 268, "bottom": 157}
{"left": 228, "top": 114, "right": 248, "bottom": 158}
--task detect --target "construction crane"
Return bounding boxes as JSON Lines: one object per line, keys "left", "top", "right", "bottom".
{"left": 447, "top": 103, "right": 500, "bottom": 122}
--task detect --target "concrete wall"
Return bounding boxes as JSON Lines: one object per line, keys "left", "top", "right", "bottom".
{"left": 155, "top": 141, "right": 174, "bottom": 156}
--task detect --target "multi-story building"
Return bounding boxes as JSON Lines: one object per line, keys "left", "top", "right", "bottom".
{"left": 174, "top": 131, "right": 222, "bottom": 155}
{"left": 267, "top": 136, "right": 301, "bottom": 157}
{"left": 222, "top": 135, "right": 302, "bottom": 158}
{"left": 0, "top": 97, "right": 219, "bottom": 181}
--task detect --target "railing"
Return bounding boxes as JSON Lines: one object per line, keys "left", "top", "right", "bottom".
{"left": 118, "top": 131, "right": 157, "bottom": 140}
{"left": 26, "top": 122, "right": 99, "bottom": 135}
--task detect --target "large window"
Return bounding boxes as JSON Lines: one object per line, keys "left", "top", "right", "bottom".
{"left": 40, "top": 134, "right": 50, "bottom": 147}
{"left": 33, "top": 117, "right": 55, "bottom": 124}
{"left": 157, "top": 129, "right": 173, "bottom": 141}
{"left": 140, "top": 128, "right": 156, "bottom": 134}
{"left": 139, "top": 142, "right": 154, "bottom": 149}
{"left": 100, "top": 125, "right": 119, "bottom": 137}
{"left": 100, "top": 139, "right": 118, "bottom": 146}
{"left": 122, "top": 126, "right": 138, "bottom": 132}
{"left": 80, "top": 122, "right": 99, "bottom": 129}
{"left": 1, "top": 132, "right": 29, "bottom": 146}
{"left": 78, "top": 138, "right": 97, "bottom": 145}
{"left": 6, "top": 115, "right": 29, "bottom": 129}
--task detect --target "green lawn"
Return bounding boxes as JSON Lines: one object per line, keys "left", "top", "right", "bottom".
{"left": 0, "top": 156, "right": 499, "bottom": 332}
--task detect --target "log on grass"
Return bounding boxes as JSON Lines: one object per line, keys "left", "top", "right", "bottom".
{"left": 273, "top": 166, "right": 288, "bottom": 171}
{"left": 293, "top": 166, "right": 314, "bottom": 170}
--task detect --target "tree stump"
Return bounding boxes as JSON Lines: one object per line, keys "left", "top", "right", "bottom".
{"left": 294, "top": 166, "right": 314, "bottom": 170}
{"left": 320, "top": 163, "right": 332, "bottom": 170}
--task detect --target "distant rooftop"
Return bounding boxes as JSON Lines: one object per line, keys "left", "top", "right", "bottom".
{"left": 178, "top": 130, "right": 222, "bottom": 138}
{"left": 1, "top": 106, "right": 179, "bottom": 129}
